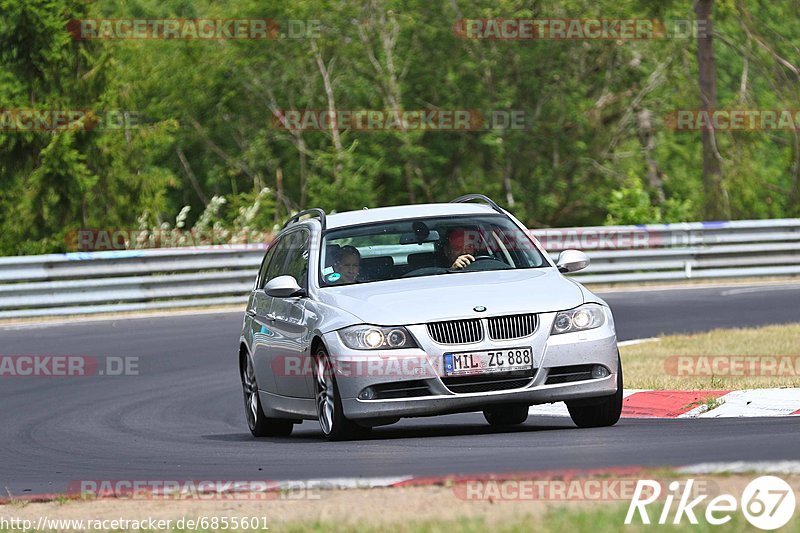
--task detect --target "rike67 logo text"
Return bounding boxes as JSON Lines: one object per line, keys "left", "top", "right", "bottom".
{"left": 626, "top": 476, "right": 796, "bottom": 530}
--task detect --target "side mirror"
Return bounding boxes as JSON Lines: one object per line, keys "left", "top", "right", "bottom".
{"left": 264, "top": 275, "right": 305, "bottom": 298}
{"left": 556, "top": 249, "right": 590, "bottom": 274}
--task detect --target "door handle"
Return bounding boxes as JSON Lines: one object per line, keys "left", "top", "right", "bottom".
{"left": 246, "top": 309, "right": 256, "bottom": 317}
{"left": 265, "top": 313, "right": 277, "bottom": 321}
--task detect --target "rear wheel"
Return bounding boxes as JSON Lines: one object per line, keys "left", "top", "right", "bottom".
{"left": 242, "top": 353, "right": 293, "bottom": 437}
{"left": 483, "top": 403, "right": 529, "bottom": 426}
{"left": 314, "top": 346, "right": 369, "bottom": 441}
{"left": 566, "top": 355, "right": 623, "bottom": 428}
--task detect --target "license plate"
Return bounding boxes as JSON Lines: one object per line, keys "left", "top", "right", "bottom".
{"left": 443, "top": 347, "right": 533, "bottom": 377}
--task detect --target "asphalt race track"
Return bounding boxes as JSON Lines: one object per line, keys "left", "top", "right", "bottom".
{"left": 2, "top": 282, "right": 800, "bottom": 495}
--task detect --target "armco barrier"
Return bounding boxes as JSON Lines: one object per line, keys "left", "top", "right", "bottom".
{"left": 0, "top": 219, "right": 798, "bottom": 319}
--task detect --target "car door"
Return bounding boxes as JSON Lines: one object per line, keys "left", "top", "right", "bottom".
{"left": 250, "top": 234, "right": 291, "bottom": 395}
{"left": 268, "top": 229, "right": 314, "bottom": 398}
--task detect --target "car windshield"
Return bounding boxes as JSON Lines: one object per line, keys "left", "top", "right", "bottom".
{"left": 319, "top": 214, "right": 549, "bottom": 287}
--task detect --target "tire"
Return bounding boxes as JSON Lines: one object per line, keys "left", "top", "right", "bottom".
{"left": 241, "top": 352, "right": 293, "bottom": 437}
{"left": 483, "top": 403, "right": 529, "bottom": 426}
{"left": 314, "top": 346, "right": 370, "bottom": 441}
{"left": 566, "top": 355, "right": 623, "bottom": 428}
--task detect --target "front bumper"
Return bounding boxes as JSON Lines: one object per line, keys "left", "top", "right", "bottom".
{"left": 322, "top": 309, "right": 620, "bottom": 420}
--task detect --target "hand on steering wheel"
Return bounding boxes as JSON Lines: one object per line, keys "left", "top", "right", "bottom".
{"left": 451, "top": 254, "right": 475, "bottom": 269}
{"left": 451, "top": 254, "right": 494, "bottom": 269}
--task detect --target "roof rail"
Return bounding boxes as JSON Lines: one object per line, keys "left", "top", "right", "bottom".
{"left": 450, "top": 194, "right": 504, "bottom": 214}
{"left": 282, "top": 208, "right": 327, "bottom": 231}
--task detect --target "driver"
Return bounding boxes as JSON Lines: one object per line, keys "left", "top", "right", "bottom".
{"left": 444, "top": 227, "right": 482, "bottom": 270}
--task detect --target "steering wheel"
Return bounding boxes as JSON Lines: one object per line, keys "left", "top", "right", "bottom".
{"left": 450, "top": 254, "right": 500, "bottom": 271}
{"left": 459, "top": 254, "right": 513, "bottom": 271}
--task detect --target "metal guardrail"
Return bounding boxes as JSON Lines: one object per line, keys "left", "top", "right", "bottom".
{"left": 0, "top": 248, "right": 265, "bottom": 319}
{"left": 0, "top": 219, "right": 798, "bottom": 319}
{"left": 530, "top": 219, "right": 800, "bottom": 283}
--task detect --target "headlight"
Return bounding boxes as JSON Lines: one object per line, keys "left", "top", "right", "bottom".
{"left": 338, "top": 325, "right": 418, "bottom": 350}
{"left": 550, "top": 304, "right": 605, "bottom": 335}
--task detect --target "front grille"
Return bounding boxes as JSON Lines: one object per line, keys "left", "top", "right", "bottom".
{"left": 427, "top": 319, "right": 483, "bottom": 344}
{"left": 545, "top": 365, "right": 594, "bottom": 385}
{"left": 442, "top": 372, "right": 535, "bottom": 394}
{"left": 487, "top": 314, "right": 537, "bottom": 340}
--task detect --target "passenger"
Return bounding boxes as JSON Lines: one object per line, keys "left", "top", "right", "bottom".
{"left": 334, "top": 245, "right": 361, "bottom": 283}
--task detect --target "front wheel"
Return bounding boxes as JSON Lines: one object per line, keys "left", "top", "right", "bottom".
{"left": 242, "top": 353, "right": 293, "bottom": 437}
{"left": 483, "top": 403, "right": 529, "bottom": 426}
{"left": 314, "top": 347, "right": 369, "bottom": 441}
{"left": 566, "top": 355, "right": 623, "bottom": 428}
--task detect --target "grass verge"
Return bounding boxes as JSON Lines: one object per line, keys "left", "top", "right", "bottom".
{"left": 620, "top": 323, "right": 800, "bottom": 389}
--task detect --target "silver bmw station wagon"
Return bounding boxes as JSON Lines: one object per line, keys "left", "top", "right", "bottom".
{"left": 239, "top": 194, "right": 622, "bottom": 440}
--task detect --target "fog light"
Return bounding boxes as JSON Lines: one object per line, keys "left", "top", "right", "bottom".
{"left": 358, "top": 387, "right": 376, "bottom": 400}
{"left": 591, "top": 365, "right": 610, "bottom": 379}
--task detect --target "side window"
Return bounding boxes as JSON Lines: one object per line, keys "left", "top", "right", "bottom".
{"left": 263, "top": 235, "right": 291, "bottom": 287}
{"left": 282, "top": 231, "right": 310, "bottom": 290}
{"left": 256, "top": 243, "right": 277, "bottom": 289}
